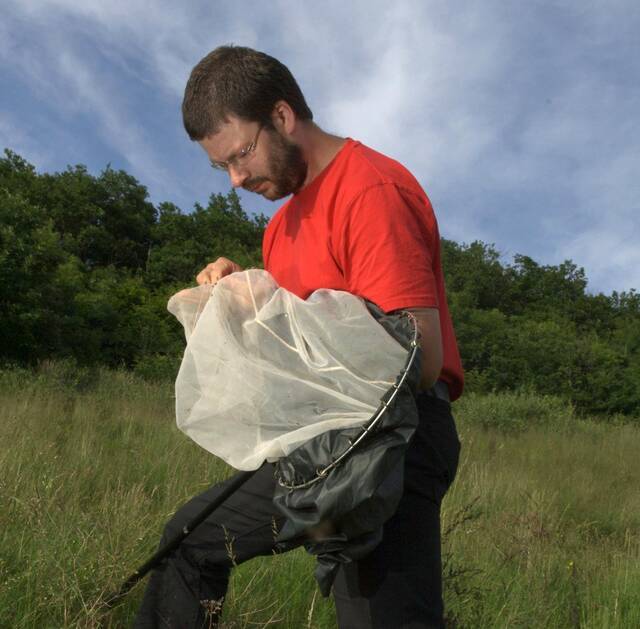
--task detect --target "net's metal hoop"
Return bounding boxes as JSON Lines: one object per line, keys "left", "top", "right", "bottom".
{"left": 275, "top": 311, "right": 420, "bottom": 491}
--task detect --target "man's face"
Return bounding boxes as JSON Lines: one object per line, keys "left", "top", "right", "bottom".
{"left": 199, "top": 116, "right": 307, "bottom": 201}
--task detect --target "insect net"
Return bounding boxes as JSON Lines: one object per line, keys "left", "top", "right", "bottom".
{"left": 168, "top": 269, "right": 423, "bottom": 594}
{"left": 167, "top": 269, "right": 413, "bottom": 471}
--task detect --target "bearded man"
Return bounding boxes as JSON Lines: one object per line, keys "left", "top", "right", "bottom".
{"left": 135, "top": 45, "right": 463, "bottom": 629}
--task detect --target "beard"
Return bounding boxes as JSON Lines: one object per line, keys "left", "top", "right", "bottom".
{"left": 243, "top": 129, "right": 308, "bottom": 200}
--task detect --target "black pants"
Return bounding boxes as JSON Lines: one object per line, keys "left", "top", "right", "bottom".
{"left": 134, "top": 395, "right": 460, "bottom": 629}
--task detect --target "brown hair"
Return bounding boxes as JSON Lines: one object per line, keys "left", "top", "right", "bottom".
{"left": 182, "top": 45, "right": 313, "bottom": 141}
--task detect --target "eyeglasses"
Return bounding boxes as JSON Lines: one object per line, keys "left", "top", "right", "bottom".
{"left": 210, "top": 125, "right": 264, "bottom": 172}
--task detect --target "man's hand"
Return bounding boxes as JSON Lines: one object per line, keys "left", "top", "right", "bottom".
{"left": 196, "top": 257, "right": 243, "bottom": 285}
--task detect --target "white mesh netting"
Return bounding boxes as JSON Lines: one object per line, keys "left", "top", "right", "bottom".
{"left": 167, "top": 270, "right": 408, "bottom": 470}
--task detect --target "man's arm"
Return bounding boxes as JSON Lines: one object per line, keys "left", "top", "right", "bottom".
{"left": 403, "top": 307, "right": 443, "bottom": 391}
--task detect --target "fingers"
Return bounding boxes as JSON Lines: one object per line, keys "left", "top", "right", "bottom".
{"left": 196, "top": 257, "right": 244, "bottom": 285}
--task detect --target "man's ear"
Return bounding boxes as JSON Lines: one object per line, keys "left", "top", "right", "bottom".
{"left": 271, "top": 100, "right": 297, "bottom": 136}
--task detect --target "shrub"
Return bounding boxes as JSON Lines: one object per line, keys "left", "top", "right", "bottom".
{"left": 454, "top": 389, "right": 574, "bottom": 433}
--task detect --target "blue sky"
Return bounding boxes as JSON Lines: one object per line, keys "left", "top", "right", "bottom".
{"left": 2, "top": 1, "right": 638, "bottom": 294}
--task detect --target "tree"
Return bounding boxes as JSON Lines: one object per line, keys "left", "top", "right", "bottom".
{"left": 2, "top": 148, "right": 639, "bottom": 416}
{"left": 147, "top": 192, "right": 265, "bottom": 287}
{"left": 0, "top": 189, "right": 80, "bottom": 362}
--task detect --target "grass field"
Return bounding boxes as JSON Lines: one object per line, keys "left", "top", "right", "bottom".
{"left": 1, "top": 363, "right": 639, "bottom": 628}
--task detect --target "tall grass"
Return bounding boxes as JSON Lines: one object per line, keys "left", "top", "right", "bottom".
{"left": 1, "top": 365, "right": 638, "bottom": 627}
{"left": 443, "top": 394, "right": 640, "bottom": 627}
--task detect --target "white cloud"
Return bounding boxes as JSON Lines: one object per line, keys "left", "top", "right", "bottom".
{"left": 0, "top": 112, "right": 52, "bottom": 168}
{"left": 2, "top": 0, "right": 639, "bottom": 291}
{"left": 55, "top": 48, "right": 170, "bottom": 183}
{"left": 3, "top": 1, "right": 194, "bottom": 200}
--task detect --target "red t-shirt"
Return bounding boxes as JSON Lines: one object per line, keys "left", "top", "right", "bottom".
{"left": 263, "top": 139, "right": 464, "bottom": 400}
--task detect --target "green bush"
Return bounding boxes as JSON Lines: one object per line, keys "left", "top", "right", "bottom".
{"left": 133, "top": 353, "right": 181, "bottom": 382}
{"left": 454, "top": 389, "right": 574, "bottom": 433}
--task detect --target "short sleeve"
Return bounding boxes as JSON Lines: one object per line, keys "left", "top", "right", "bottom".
{"left": 332, "top": 183, "right": 440, "bottom": 312}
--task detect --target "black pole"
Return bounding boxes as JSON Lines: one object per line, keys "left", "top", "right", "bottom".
{"left": 103, "top": 468, "right": 259, "bottom": 609}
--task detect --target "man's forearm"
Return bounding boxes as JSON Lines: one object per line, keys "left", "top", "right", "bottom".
{"left": 403, "top": 307, "right": 443, "bottom": 391}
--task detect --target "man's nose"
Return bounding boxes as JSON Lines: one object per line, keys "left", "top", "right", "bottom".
{"left": 228, "top": 163, "right": 249, "bottom": 188}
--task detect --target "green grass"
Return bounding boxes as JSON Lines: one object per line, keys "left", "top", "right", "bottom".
{"left": 1, "top": 365, "right": 639, "bottom": 627}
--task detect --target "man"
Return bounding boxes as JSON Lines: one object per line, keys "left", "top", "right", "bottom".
{"left": 136, "top": 45, "right": 462, "bottom": 628}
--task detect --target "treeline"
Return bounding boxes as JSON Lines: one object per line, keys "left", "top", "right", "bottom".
{"left": 442, "top": 242, "right": 640, "bottom": 416}
{"left": 1, "top": 149, "right": 638, "bottom": 416}
{"left": 0, "top": 149, "right": 265, "bottom": 375}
